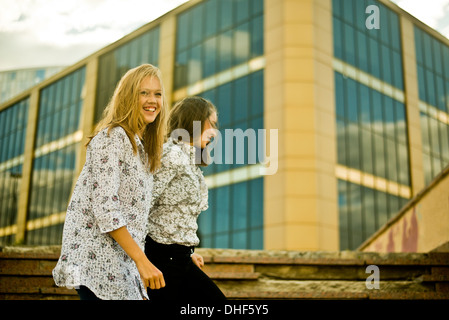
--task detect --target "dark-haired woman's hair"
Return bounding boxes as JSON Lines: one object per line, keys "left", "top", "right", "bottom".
{"left": 168, "top": 96, "right": 218, "bottom": 166}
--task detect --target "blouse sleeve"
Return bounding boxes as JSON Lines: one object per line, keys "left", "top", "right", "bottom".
{"left": 89, "top": 129, "right": 127, "bottom": 233}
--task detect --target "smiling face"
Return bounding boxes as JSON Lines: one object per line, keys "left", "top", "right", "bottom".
{"left": 139, "top": 76, "right": 162, "bottom": 125}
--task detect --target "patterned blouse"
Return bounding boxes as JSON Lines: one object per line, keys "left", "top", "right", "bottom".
{"left": 148, "top": 139, "right": 208, "bottom": 247}
{"left": 52, "top": 126, "right": 153, "bottom": 300}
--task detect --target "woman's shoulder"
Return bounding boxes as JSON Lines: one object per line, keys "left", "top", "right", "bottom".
{"left": 89, "top": 126, "right": 129, "bottom": 149}
{"left": 162, "top": 139, "right": 188, "bottom": 165}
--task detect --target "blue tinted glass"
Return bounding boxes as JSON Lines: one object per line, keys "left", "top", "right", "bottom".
{"left": 425, "top": 69, "right": 436, "bottom": 106}
{"left": 361, "top": 128, "right": 373, "bottom": 174}
{"left": 373, "top": 133, "right": 386, "bottom": 178}
{"left": 203, "top": 37, "right": 217, "bottom": 78}
{"left": 217, "top": 83, "right": 232, "bottom": 126}
{"left": 389, "top": 11, "right": 401, "bottom": 51}
{"left": 381, "top": 44, "right": 392, "bottom": 85}
{"left": 443, "top": 46, "right": 449, "bottom": 78}
{"left": 188, "top": 44, "right": 202, "bottom": 84}
{"left": 414, "top": 27, "right": 423, "bottom": 64}
{"left": 386, "top": 138, "right": 398, "bottom": 181}
{"left": 368, "top": 37, "right": 381, "bottom": 79}
{"left": 191, "top": 5, "right": 203, "bottom": 45}
{"left": 392, "top": 51, "right": 403, "bottom": 90}
{"left": 346, "top": 78, "right": 358, "bottom": 123}
{"left": 436, "top": 75, "right": 445, "bottom": 111}
{"left": 379, "top": 5, "right": 390, "bottom": 45}
{"left": 251, "top": 0, "right": 263, "bottom": 15}
{"left": 344, "top": 24, "right": 356, "bottom": 65}
{"left": 432, "top": 39, "right": 442, "bottom": 74}
{"left": 175, "top": 51, "right": 188, "bottom": 89}
{"left": 232, "top": 182, "right": 247, "bottom": 230}
{"left": 335, "top": 72, "right": 345, "bottom": 118}
{"left": 332, "top": 0, "right": 342, "bottom": 18}
{"left": 347, "top": 123, "right": 360, "bottom": 170}
{"left": 251, "top": 15, "right": 263, "bottom": 57}
{"left": 236, "top": 0, "right": 249, "bottom": 23}
{"left": 218, "top": 30, "right": 232, "bottom": 71}
{"left": 359, "top": 84, "right": 371, "bottom": 126}
{"left": 205, "top": 0, "right": 218, "bottom": 37}
{"left": 249, "top": 178, "right": 263, "bottom": 228}
{"left": 394, "top": 101, "right": 407, "bottom": 143}
{"left": 371, "top": 90, "right": 383, "bottom": 132}
{"left": 219, "top": 0, "right": 233, "bottom": 31}
{"left": 356, "top": 30, "right": 368, "bottom": 72}
{"left": 423, "top": 34, "right": 433, "bottom": 70}
{"left": 249, "top": 228, "right": 263, "bottom": 249}
{"left": 234, "top": 22, "right": 250, "bottom": 65}
{"left": 341, "top": 0, "right": 354, "bottom": 24}
{"left": 215, "top": 185, "right": 230, "bottom": 233}
{"left": 250, "top": 70, "right": 263, "bottom": 116}
{"left": 417, "top": 65, "right": 426, "bottom": 101}
{"left": 232, "top": 231, "right": 247, "bottom": 249}
{"left": 333, "top": 18, "right": 343, "bottom": 59}
{"left": 336, "top": 119, "right": 347, "bottom": 165}
{"left": 234, "top": 76, "right": 248, "bottom": 123}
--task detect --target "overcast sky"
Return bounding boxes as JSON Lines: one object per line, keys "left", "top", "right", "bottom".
{"left": 0, "top": 0, "right": 448, "bottom": 72}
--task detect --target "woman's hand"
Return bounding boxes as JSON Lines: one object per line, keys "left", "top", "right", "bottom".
{"left": 108, "top": 226, "right": 165, "bottom": 290}
{"left": 135, "top": 258, "right": 165, "bottom": 290}
{"left": 191, "top": 253, "right": 204, "bottom": 269}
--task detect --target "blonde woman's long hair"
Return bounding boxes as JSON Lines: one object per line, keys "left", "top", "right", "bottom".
{"left": 88, "top": 64, "right": 168, "bottom": 173}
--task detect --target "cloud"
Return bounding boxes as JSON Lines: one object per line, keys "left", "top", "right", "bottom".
{"left": 0, "top": 0, "right": 187, "bottom": 70}
{"left": 390, "top": 0, "right": 449, "bottom": 38}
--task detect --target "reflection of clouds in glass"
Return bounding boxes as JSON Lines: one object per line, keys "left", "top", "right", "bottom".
{"left": 234, "top": 29, "right": 250, "bottom": 61}
{"left": 28, "top": 144, "right": 78, "bottom": 219}
{"left": 0, "top": 170, "right": 22, "bottom": 217}
{"left": 337, "top": 119, "right": 410, "bottom": 186}
{"left": 28, "top": 168, "right": 76, "bottom": 218}
{"left": 420, "top": 111, "right": 449, "bottom": 184}
{"left": 338, "top": 178, "right": 408, "bottom": 250}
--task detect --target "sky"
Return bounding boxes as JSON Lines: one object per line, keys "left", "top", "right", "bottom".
{"left": 0, "top": 0, "right": 448, "bottom": 72}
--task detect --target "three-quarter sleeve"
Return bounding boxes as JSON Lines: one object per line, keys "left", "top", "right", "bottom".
{"left": 89, "top": 129, "right": 127, "bottom": 233}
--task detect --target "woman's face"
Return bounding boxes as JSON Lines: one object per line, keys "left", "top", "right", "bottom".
{"left": 139, "top": 76, "right": 162, "bottom": 124}
{"left": 200, "top": 111, "right": 218, "bottom": 149}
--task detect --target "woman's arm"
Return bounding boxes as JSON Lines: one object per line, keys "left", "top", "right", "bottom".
{"left": 109, "top": 226, "right": 165, "bottom": 290}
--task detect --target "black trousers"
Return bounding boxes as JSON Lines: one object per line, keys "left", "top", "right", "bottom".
{"left": 144, "top": 236, "right": 226, "bottom": 301}
{"left": 76, "top": 285, "right": 101, "bottom": 300}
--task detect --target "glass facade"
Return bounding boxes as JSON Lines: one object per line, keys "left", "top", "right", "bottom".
{"left": 333, "top": 0, "right": 410, "bottom": 250}
{"left": 174, "top": 0, "right": 264, "bottom": 249}
{"left": 199, "top": 178, "right": 263, "bottom": 249}
{"left": 1, "top": 0, "right": 448, "bottom": 250}
{"left": 415, "top": 26, "right": 449, "bottom": 185}
{"left": 198, "top": 71, "right": 264, "bottom": 249}
{"left": 0, "top": 98, "right": 29, "bottom": 245}
{"left": 332, "top": 0, "right": 403, "bottom": 90}
{"left": 0, "top": 67, "right": 64, "bottom": 104}
{"left": 174, "top": 0, "right": 263, "bottom": 89}
{"left": 27, "top": 67, "right": 86, "bottom": 245}
{"left": 95, "top": 26, "right": 160, "bottom": 123}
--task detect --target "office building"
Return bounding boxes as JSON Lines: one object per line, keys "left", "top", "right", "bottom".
{"left": 0, "top": 0, "right": 448, "bottom": 251}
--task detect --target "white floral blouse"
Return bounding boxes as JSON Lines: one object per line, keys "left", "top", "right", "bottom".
{"left": 52, "top": 126, "right": 152, "bottom": 300}
{"left": 148, "top": 139, "right": 208, "bottom": 247}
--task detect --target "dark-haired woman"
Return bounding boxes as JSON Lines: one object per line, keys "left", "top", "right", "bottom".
{"left": 145, "top": 96, "right": 226, "bottom": 301}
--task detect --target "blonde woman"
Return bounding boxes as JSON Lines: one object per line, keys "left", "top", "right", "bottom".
{"left": 145, "top": 96, "right": 226, "bottom": 301}
{"left": 53, "top": 64, "right": 167, "bottom": 300}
